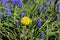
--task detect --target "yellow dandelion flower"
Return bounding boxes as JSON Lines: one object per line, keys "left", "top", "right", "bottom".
{"left": 21, "top": 16, "right": 32, "bottom": 25}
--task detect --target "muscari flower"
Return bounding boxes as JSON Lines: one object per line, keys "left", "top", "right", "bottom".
{"left": 1, "top": 0, "right": 8, "bottom": 4}
{"left": 16, "top": 20, "right": 19, "bottom": 26}
{"left": 20, "top": 12, "right": 25, "bottom": 17}
{"left": 0, "top": 13, "right": 2, "bottom": 18}
{"left": 43, "top": 2, "right": 48, "bottom": 6}
{"left": 21, "top": 16, "right": 32, "bottom": 25}
{"left": 43, "top": 7, "right": 46, "bottom": 12}
{"left": 49, "top": 0, "right": 53, "bottom": 6}
{"left": 38, "top": 4, "right": 43, "bottom": 15}
{"left": 45, "top": 13, "right": 49, "bottom": 19}
{"left": 55, "top": 15, "right": 58, "bottom": 20}
{"left": 57, "top": 3, "right": 60, "bottom": 13}
{"left": 37, "top": 17, "right": 41, "bottom": 26}
{"left": 10, "top": 0, "right": 16, "bottom": 5}
{"left": 18, "top": 0, "right": 23, "bottom": 7}
{"left": 40, "top": 31, "right": 44, "bottom": 39}
{"left": 5, "top": 3, "right": 11, "bottom": 16}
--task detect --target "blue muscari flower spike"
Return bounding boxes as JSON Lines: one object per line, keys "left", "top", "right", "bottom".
{"left": 18, "top": 0, "right": 23, "bottom": 7}
{"left": 43, "top": 2, "right": 48, "bottom": 6}
{"left": 0, "top": 13, "right": 2, "bottom": 18}
{"left": 38, "top": 4, "right": 43, "bottom": 14}
{"left": 49, "top": 0, "right": 53, "bottom": 6}
{"left": 1, "top": 0, "right": 8, "bottom": 4}
{"left": 57, "top": 3, "right": 60, "bottom": 13}
{"left": 10, "top": 0, "right": 16, "bottom": 5}
{"left": 6, "top": 10, "right": 11, "bottom": 17}
{"left": 37, "top": 17, "right": 41, "bottom": 26}
{"left": 55, "top": 15, "right": 58, "bottom": 20}
{"left": 5, "top": 3, "right": 10, "bottom": 9}
{"left": 5, "top": 3, "right": 11, "bottom": 17}
{"left": 43, "top": 7, "right": 46, "bottom": 12}
{"left": 16, "top": 20, "right": 19, "bottom": 26}
{"left": 45, "top": 13, "right": 49, "bottom": 19}
{"left": 41, "top": 31, "right": 44, "bottom": 39}
{"left": 21, "top": 12, "right": 25, "bottom": 17}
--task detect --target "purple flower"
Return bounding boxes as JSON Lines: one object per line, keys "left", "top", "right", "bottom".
{"left": 49, "top": 0, "right": 53, "bottom": 6}
{"left": 37, "top": 17, "right": 41, "bottom": 26}
{"left": 16, "top": 20, "right": 19, "bottom": 26}
{"left": 43, "top": 8, "right": 46, "bottom": 12}
{"left": 1, "top": 0, "right": 8, "bottom": 4}
{"left": 0, "top": 13, "right": 2, "bottom": 18}
{"left": 45, "top": 13, "right": 49, "bottom": 19}
{"left": 38, "top": 4, "right": 43, "bottom": 14}
{"left": 18, "top": 0, "right": 23, "bottom": 7}
{"left": 55, "top": 15, "right": 58, "bottom": 20}
{"left": 6, "top": 10, "right": 11, "bottom": 17}
{"left": 57, "top": 3, "right": 60, "bottom": 13}
{"left": 41, "top": 31, "right": 44, "bottom": 39}
{"left": 43, "top": 2, "right": 48, "bottom": 6}
{"left": 5, "top": 3, "right": 11, "bottom": 16}
{"left": 5, "top": 3, "right": 10, "bottom": 9}
{"left": 10, "top": 0, "right": 16, "bottom": 5}
{"left": 20, "top": 12, "right": 25, "bottom": 17}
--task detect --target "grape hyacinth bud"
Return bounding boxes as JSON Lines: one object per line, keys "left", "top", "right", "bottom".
{"left": 49, "top": 0, "right": 53, "bottom": 6}
{"left": 40, "top": 31, "right": 44, "bottom": 39}
{"left": 1, "top": 0, "right": 8, "bottom": 4}
{"left": 55, "top": 15, "right": 58, "bottom": 20}
{"left": 57, "top": 3, "right": 60, "bottom": 13}
{"left": 5, "top": 3, "right": 11, "bottom": 16}
{"left": 43, "top": 2, "right": 48, "bottom": 6}
{"left": 37, "top": 17, "right": 41, "bottom": 26}
{"left": 6, "top": 10, "right": 11, "bottom": 17}
{"left": 45, "top": 13, "right": 49, "bottom": 19}
{"left": 0, "top": 13, "right": 2, "bottom": 18}
{"left": 43, "top": 7, "right": 46, "bottom": 12}
{"left": 10, "top": 0, "right": 16, "bottom": 5}
{"left": 20, "top": 12, "right": 25, "bottom": 17}
{"left": 16, "top": 20, "right": 19, "bottom": 26}
{"left": 38, "top": 4, "right": 43, "bottom": 15}
{"left": 18, "top": 0, "right": 23, "bottom": 7}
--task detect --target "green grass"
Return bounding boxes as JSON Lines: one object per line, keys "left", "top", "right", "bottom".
{"left": 0, "top": 0, "right": 60, "bottom": 40}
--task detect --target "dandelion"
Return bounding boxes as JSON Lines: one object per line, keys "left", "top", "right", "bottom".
{"left": 40, "top": 31, "right": 44, "bottom": 39}
{"left": 55, "top": 15, "right": 58, "bottom": 20}
{"left": 21, "top": 16, "right": 32, "bottom": 25}
{"left": 38, "top": 4, "right": 43, "bottom": 14}
{"left": 16, "top": 20, "right": 19, "bottom": 26}
{"left": 0, "top": 13, "right": 2, "bottom": 18}
{"left": 57, "top": 3, "right": 60, "bottom": 13}
{"left": 45, "top": 13, "right": 49, "bottom": 19}
{"left": 37, "top": 17, "right": 41, "bottom": 26}
{"left": 20, "top": 12, "right": 25, "bottom": 17}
